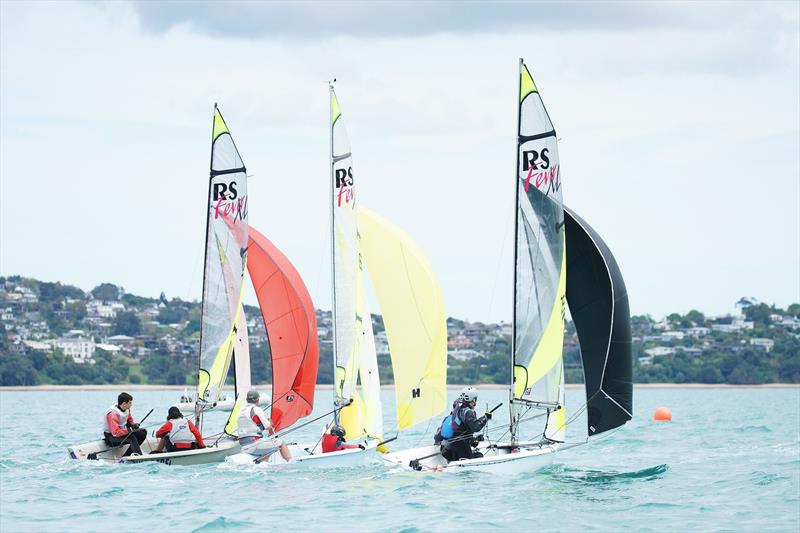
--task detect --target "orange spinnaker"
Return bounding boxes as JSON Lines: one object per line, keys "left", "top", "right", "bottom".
{"left": 247, "top": 226, "right": 319, "bottom": 431}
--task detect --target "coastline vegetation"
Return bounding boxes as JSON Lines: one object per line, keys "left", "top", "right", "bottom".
{"left": 0, "top": 276, "right": 797, "bottom": 387}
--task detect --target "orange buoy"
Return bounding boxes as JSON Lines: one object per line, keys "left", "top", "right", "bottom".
{"left": 653, "top": 406, "right": 672, "bottom": 421}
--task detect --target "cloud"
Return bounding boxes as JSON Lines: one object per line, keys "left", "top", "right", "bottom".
{"left": 128, "top": 0, "right": 798, "bottom": 40}
{"left": 2, "top": 1, "right": 798, "bottom": 321}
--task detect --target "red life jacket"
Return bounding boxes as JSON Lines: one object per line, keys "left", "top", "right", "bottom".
{"left": 321, "top": 433, "right": 361, "bottom": 453}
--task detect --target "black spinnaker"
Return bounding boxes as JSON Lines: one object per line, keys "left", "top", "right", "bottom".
{"left": 564, "top": 206, "right": 633, "bottom": 436}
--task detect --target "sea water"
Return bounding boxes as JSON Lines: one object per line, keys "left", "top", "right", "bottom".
{"left": 1, "top": 387, "right": 798, "bottom": 532}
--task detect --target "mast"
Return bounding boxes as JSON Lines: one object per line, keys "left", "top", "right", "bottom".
{"left": 328, "top": 81, "right": 340, "bottom": 420}
{"left": 196, "top": 102, "right": 218, "bottom": 430}
{"left": 509, "top": 59, "right": 523, "bottom": 445}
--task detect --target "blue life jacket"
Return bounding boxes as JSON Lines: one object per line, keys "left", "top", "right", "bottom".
{"left": 440, "top": 402, "right": 465, "bottom": 440}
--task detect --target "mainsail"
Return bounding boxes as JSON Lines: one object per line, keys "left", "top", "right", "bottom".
{"left": 329, "top": 85, "right": 381, "bottom": 438}
{"left": 358, "top": 207, "right": 448, "bottom": 430}
{"left": 564, "top": 207, "right": 633, "bottom": 436}
{"left": 512, "top": 59, "right": 567, "bottom": 441}
{"left": 198, "top": 105, "right": 249, "bottom": 408}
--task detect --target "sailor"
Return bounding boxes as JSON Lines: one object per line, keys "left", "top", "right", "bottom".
{"left": 102, "top": 392, "right": 148, "bottom": 456}
{"left": 439, "top": 386, "right": 492, "bottom": 462}
{"left": 154, "top": 406, "right": 205, "bottom": 452}
{"left": 321, "top": 424, "right": 365, "bottom": 453}
{"left": 236, "top": 389, "right": 292, "bottom": 462}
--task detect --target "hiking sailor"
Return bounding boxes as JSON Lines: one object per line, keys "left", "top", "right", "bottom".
{"left": 102, "top": 392, "right": 148, "bottom": 456}
{"left": 236, "top": 389, "right": 292, "bottom": 462}
{"left": 435, "top": 386, "right": 492, "bottom": 462}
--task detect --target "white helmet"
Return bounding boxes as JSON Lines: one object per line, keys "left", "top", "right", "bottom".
{"left": 459, "top": 386, "right": 478, "bottom": 403}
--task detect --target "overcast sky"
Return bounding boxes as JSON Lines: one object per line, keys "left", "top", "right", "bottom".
{"left": 1, "top": 1, "right": 798, "bottom": 322}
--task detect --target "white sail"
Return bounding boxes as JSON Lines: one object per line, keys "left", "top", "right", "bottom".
{"left": 512, "top": 59, "right": 566, "bottom": 440}
{"left": 198, "top": 106, "right": 249, "bottom": 407}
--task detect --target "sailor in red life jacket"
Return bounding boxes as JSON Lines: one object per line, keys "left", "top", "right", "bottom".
{"left": 102, "top": 392, "right": 148, "bottom": 456}
{"left": 321, "top": 424, "right": 365, "bottom": 453}
{"left": 154, "top": 406, "right": 205, "bottom": 452}
{"left": 236, "top": 389, "right": 292, "bottom": 462}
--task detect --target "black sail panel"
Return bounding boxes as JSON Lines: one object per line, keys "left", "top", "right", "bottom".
{"left": 564, "top": 207, "right": 632, "bottom": 436}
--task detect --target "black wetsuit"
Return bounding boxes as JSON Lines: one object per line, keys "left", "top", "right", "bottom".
{"left": 441, "top": 403, "right": 488, "bottom": 462}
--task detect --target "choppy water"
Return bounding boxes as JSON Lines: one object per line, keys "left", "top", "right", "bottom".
{"left": 1, "top": 387, "right": 798, "bottom": 532}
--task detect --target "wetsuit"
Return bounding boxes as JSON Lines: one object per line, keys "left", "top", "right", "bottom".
{"left": 441, "top": 403, "right": 488, "bottom": 462}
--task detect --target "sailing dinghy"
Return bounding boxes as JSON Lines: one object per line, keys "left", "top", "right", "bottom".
{"left": 69, "top": 106, "right": 315, "bottom": 466}
{"left": 382, "top": 59, "right": 633, "bottom": 473}
{"left": 259, "top": 84, "right": 447, "bottom": 468}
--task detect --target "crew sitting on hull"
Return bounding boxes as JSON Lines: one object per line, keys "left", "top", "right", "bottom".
{"left": 321, "top": 424, "right": 365, "bottom": 453}
{"left": 436, "top": 386, "right": 492, "bottom": 462}
{"left": 154, "top": 407, "right": 205, "bottom": 452}
{"left": 237, "top": 389, "right": 292, "bottom": 462}
{"left": 102, "top": 392, "right": 148, "bottom": 456}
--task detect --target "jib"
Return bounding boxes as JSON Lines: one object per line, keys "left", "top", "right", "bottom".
{"left": 335, "top": 167, "right": 354, "bottom": 188}
{"left": 521, "top": 148, "right": 550, "bottom": 171}
{"left": 213, "top": 181, "right": 239, "bottom": 200}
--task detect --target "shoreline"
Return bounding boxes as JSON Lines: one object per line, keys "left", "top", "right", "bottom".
{"left": 0, "top": 383, "right": 797, "bottom": 392}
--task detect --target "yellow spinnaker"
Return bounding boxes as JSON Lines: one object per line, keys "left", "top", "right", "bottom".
{"left": 358, "top": 206, "right": 447, "bottom": 430}
{"left": 514, "top": 233, "right": 566, "bottom": 399}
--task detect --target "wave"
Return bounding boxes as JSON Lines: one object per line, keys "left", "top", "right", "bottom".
{"left": 543, "top": 463, "right": 669, "bottom": 484}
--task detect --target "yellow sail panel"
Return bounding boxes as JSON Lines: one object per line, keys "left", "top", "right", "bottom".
{"left": 514, "top": 240, "right": 566, "bottom": 399}
{"left": 339, "top": 390, "right": 365, "bottom": 439}
{"left": 198, "top": 291, "right": 246, "bottom": 403}
{"left": 358, "top": 206, "right": 447, "bottom": 430}
{"left": 213, "top": 108, "right": 229, "bottom": 141}
{"left": 224, "top": 392, "right": 247, "bottom": 436}
{"left": 331, "top": 89, "right": 342, "bottom": 124}
{"left": 520, "top": 63, "right": 538, "bottom": 102}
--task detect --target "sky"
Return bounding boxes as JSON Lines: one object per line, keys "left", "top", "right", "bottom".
{"left": 1, "top": 1, "right": 798, "bottom": 322}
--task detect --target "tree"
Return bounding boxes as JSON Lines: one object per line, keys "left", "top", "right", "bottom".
{"left": 92, "top": 283, "right": 120, "bottom": 302}
{"left": 113, "top": 311, "right": 141, "bottom": 336}
{"left": 787, "top": 303, "right": 800, "bottom": 318}
{"left": 684, "top": 310, "right": 705, "bottom": 325}
{"left": 744, "top": 303, "right": 772, "bottom": 325}
{"left": 0, "top": 353, "right": 38, "bottom": 385}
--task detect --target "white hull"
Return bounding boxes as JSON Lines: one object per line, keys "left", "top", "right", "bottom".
{"left": 67, "top": 437, "right": 241, "bottom": 466}
{"left": 226, "top": 439, "right": 381, "bottom": 467}
{"left": 382, "top": 440, "right": 559, "bottom": 473}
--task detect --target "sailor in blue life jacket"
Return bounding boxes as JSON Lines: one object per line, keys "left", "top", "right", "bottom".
{"left": 435, "top": 386, "right": 492, "bottom": 462}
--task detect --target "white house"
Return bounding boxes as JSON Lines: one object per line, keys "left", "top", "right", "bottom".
{"left": 644, "top": 346, "right": 676, "bottom": 357}
{"left": 749, "top": 338, "right": 775, "bottom": 352}
{"left": 54, "top": 335, "right": 95, "bottom": 363}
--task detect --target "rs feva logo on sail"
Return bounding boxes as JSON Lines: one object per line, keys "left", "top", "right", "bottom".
{"left": 212, "top": 180, "right": 248, "bottom": 221}
{"left": 335, "top": 167, "right": 354, "bottom": 207}
{"left": 521, "top": 149, "right": 560, "bottom": 195}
